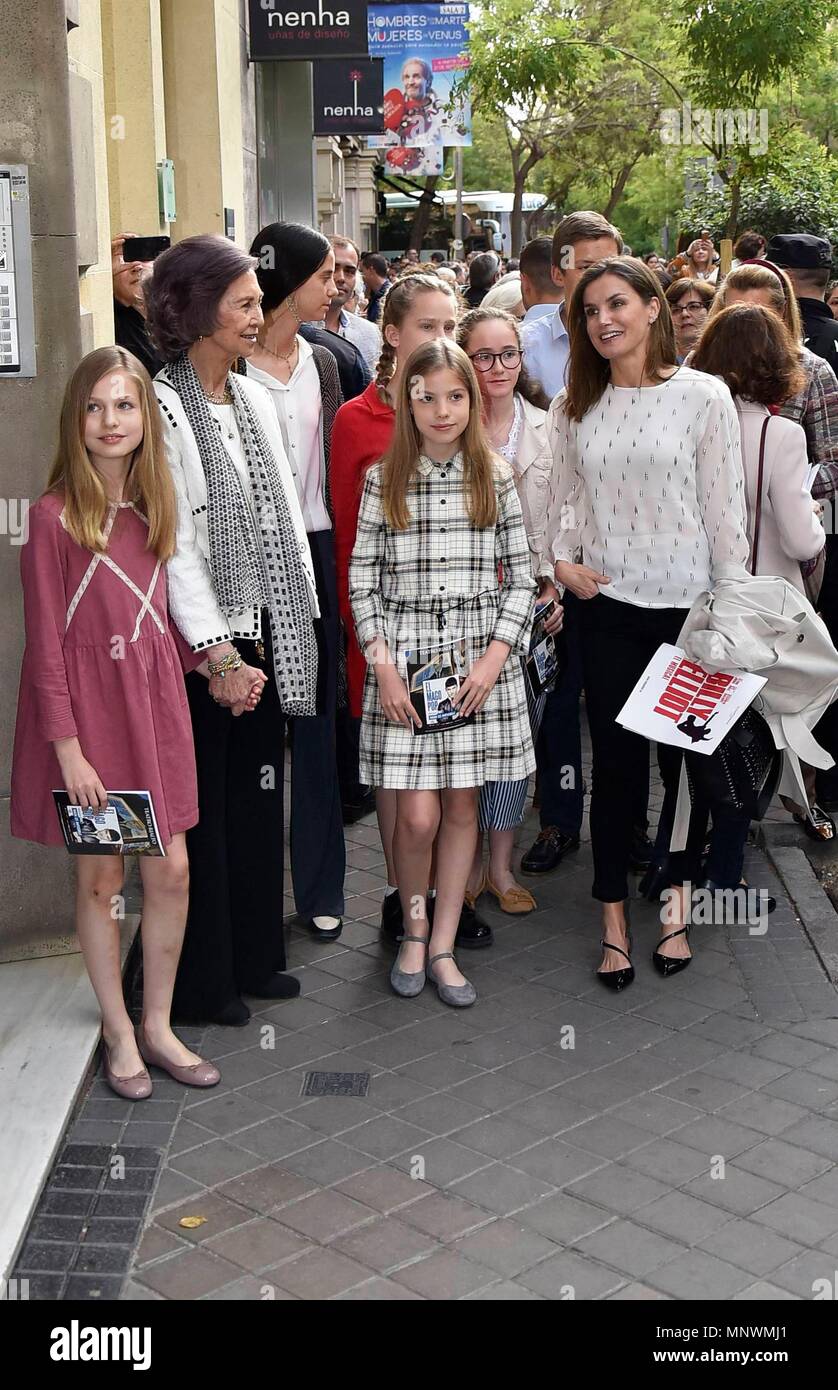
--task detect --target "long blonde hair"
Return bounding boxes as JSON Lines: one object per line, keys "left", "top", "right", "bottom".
{"left": 709, "top": 262, "right": 803, "bottom": 343}
{"left": 374, "top": 273, "right": 459, "bottom": 402}
{"left": 381, "top": 339, "right": 498, "bottom": 531}
{"left": 47, "top": 346, "right": 176, "bottom": 559}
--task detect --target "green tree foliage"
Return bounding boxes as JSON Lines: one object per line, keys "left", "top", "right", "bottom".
{"left": 448, "top": 0, "right": 837, "bottom": 251}
{"left": 680, "top": 0, "right": 833, "bottom": 108}
{"left": 680, "top": 133, "right": 838, "bottom": 248}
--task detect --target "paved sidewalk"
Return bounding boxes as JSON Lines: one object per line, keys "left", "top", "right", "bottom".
{"left": 18, "top": 776, "right": 838, "bottom": 1303}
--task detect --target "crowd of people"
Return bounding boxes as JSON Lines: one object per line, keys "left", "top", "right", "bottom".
{"left": 10, "top": 206, "right": 838, "bottom": 1098}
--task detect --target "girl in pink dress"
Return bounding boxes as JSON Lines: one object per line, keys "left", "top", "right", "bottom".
{"left": 11, "top": 346, "right": 221, "bottom": 1098}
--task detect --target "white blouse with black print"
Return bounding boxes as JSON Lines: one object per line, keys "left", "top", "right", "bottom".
{"left": 545, "top": 366, "right": 750, "bottom": 609}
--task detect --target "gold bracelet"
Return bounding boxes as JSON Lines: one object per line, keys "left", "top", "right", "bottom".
{"left": 208, "top": 650, "right": 242, "bottom": 677}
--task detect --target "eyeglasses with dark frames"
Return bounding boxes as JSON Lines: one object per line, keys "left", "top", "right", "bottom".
{"left": 468, "top": 348, "right": 522, "bottom": 371}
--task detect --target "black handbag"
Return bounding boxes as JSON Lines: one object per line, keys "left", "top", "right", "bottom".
{"left": 685, "top": 704, "right": 781, "bottom": 820}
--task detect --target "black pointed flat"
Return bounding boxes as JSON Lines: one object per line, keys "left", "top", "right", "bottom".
{"left": 652, "top": 925, "right": 692, "bottom": 977}
{"left": 596, "top": 938, "right": 635, "bottom": 991}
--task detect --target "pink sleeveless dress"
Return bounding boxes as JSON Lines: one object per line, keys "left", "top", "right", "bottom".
{"left": 11, "top": 492, "right": 198, "bottom": 847}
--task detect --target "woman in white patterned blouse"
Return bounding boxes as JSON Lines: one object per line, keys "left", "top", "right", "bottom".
{"left": 545, "top": 257, "right": 750, "bottom": 989}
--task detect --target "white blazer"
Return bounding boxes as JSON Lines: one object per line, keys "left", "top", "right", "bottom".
{"left": 736, "top": 398, "right": 824, "bottom": 592}
{"left": 155, "top": 368, "right": 319, "bottom": 654}
{"left": 509, "top": 395, "right": 554, "bottom": 580}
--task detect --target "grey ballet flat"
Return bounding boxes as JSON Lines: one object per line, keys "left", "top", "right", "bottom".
{"left": 427, "top": 951, "right": 477, "bottom": 1008}
{"left": 390, "top": 933, "right": 428, "bottom": 998}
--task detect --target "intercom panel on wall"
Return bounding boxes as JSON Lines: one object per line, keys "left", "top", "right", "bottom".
{"left": 0, "top": 165, "right": 37, "bottom": 378}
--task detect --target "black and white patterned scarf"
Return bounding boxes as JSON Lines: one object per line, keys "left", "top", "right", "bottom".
{"left": 167, "top": 352, "right": 318, "bottom": 716}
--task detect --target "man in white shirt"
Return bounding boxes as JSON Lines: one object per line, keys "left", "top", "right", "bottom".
{"left": 520, "top": 212, "right": 623, "bottom": 402}
{"left": 309, "top": 236, "right": 382, "bottom": 375}
{"left": 520, "top": 236, "right": 566, "bottom": 397}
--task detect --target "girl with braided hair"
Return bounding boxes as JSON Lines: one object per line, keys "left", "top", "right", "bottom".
{"left": 331, "top": 272, "right": 460, "bottom": 944}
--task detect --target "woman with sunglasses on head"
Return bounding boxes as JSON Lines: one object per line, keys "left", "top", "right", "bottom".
{"left": 457, "top": 307, "right": 563, "bottom": 914}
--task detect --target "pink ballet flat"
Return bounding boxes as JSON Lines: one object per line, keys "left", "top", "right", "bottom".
{"left": 102, "top": 1042, "right": 152, "bottom": 1101}
{"left": 136, "top": 1026, "right": 221, "bottom": 1088}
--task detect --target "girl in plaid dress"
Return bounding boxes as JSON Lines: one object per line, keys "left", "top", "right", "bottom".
{"left": 350, "top": 341, "right": 536, "bottom": 1006}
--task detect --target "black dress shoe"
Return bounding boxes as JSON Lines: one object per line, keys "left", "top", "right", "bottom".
{"left": 380, "top": 891, "right": 404, "bottom": 944}
{"left": 305, "top": 917, "right": 343, "bottom": 942}
{"left": 341, "top": 787, "right": 377, "bottom": 825}
{"left": 175, "top": 998, "right": 251, "bottom": 1028}
{"left": 242, "top": 972, "right": 302, "bottom": 1000}
{"left": 520, "top": 826, "right": 580, "bottom": 875}
{"left": 629, "top": 826, "right": 655, "bottom": 871}
{"left": 697, "top": 879, "right": 776, "bottom": 922}
{"left": 456, "top": 900, "right": 493, "bottom": 949}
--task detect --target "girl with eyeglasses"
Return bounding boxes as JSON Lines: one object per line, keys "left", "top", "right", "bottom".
{"left": 456, "top": 308, "right": 564, "bottom": 914}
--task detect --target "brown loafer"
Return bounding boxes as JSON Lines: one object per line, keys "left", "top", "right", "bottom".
{"left": 485, "top": 877, "right": 537, "bottom": 914}
{"left": 136, "top": 1027, "right": 221, "bottom": 1088}
{"left": 463, "top": 875, "right": 486, "bottom": 910}
{"left": 102, "top": 1042, "right": 152, "bottom": 1101}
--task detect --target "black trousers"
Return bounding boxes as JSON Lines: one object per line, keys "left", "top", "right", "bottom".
{"left": 537, "top": 593, "right": 650, "bottom": 837}
{"left": 173, "top": 632, "right": 287, "bottom": 1021}
{"left": 578, "top": 595, "right": 691, "bottom": 902}
{"left": 288, "top": 530, "right": 346, "bottom": 919}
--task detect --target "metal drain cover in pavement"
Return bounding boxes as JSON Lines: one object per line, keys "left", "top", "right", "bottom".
{"left": 302, "top": 1071, "right": 370, "bottom": 1097}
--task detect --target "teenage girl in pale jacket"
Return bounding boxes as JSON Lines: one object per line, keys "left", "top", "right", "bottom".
{"left": 457, "top": 307, "right": 564, "bottom": 912}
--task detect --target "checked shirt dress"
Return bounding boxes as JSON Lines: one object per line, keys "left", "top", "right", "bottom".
{"left": 349, "top": 452, "right": 538, "bottom": 790}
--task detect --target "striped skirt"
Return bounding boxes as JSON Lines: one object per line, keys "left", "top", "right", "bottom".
{"left": 478, "top": 671, "right": 547, "bottom": 831}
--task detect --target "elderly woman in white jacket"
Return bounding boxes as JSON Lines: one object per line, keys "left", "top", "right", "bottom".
{"left": 145, "top": 235, "right": 320, "bottom": 1027}
{"left": 692, "top": 302, "right": 830, "bottom": 839}
{"left": 456, "top": 307, "right": 564, "bottom": 913}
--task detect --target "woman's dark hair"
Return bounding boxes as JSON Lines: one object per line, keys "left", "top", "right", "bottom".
{"left": 564, "top": 256, "right": 677, "bottom": 422}
{"left": 734, "top": 229, "right": 766, "bottom": 261}
{"left": 691, "top": 304, "right": 807, "bottom": 406}
{"left": 249, "top": 222, "right": 331, "bottom": 314}
{"left": 144, "top": 234, "right": 257, "bottom": 361}
{"left": 456, "top": 306, "right": 550, "bottom": 410}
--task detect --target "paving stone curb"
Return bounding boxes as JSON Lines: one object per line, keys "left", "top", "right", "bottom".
{"left": 757, "top": 826, "right": 838, "bottom": 987}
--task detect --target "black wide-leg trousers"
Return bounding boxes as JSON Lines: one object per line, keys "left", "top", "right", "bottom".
{"left": 289, "top": 529, "right": 346, "bottom": 920}
{"left": 173, "top": 632, "right": 287, "bottom": 1021}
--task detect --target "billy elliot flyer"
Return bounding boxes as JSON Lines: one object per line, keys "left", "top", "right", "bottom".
{"left": 616, "top": 644, "right": 766, "bottom": 755}
{"left": 366, "top": 3, "right": 471, "bottom": 148}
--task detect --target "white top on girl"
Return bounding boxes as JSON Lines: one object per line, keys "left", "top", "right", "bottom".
{"left": 546, "top": 366, "right": 750, "bottom": 608}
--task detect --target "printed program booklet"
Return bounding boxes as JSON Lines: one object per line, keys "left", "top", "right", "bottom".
{"left": 526, "top": 599, "right": 560, "bottom": 698}
{"left": 53, "top": 790, "right": 167, "bottom": 855}
{"left": 616, "top": 644, "right": 767, "bottom": 755}
{"left": 403, "top": 639, "right": 475, "bottom": 736}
